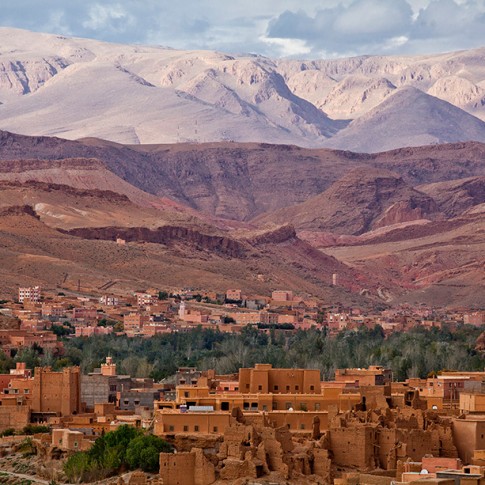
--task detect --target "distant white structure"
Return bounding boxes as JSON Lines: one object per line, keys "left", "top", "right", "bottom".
{"left": 99, "top": 295, "right": 119, "bottom": 306}
{"left": 18, "top": 286, "right": 41, "bottom": 303}
{"left": 178, "top": 301, "right": 186, "bottom": 319}
{"left": 332, "top": 273, "right": 338, "bottom": 286}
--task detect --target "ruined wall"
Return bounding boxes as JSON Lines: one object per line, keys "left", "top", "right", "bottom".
{"left": 313, "top": 448, "right": 332, "bottom": 482}
{"left": 329, "top": 426, "right": 378, "bottom": 469}
{"left": 193, "top": 448, "right": 215, "bottom": 485}
{"left": 159, "top": 452, "right": 195, "bottom": 485}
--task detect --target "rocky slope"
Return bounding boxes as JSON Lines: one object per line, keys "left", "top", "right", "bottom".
{"left": 0, "top": 208, "right": 369, "bottom": 303}
{"left": 0, "top": 131, "right": 484, "bottom": 305}
{"left": 323, "top": 87, "right": 485, "bottom": 153}
{"left": 2, "top": 29, "right": 485, "bottom": 151}
{"left": 417, "top": 177, "right": 485, "bottom": 217}
{"left": 2, "top": 131, "right": 485, "bottom": 222}
{"left": 254, "top": 168, "right": 440, "bottom": 235}
{"left": 321, "top": 209, "right": 485, "bottom": 307}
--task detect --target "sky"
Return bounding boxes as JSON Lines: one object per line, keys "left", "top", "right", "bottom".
{"left": 1, "top": 0, "right": 485, "bottom": 59}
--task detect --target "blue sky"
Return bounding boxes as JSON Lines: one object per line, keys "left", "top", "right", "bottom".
{"left": 1, "top": 0, "right": 485, "bottom": 58}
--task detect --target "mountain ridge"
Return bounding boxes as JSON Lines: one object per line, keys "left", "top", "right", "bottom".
{"left": 2, "top": 28, "right": 485, "bottom": 151}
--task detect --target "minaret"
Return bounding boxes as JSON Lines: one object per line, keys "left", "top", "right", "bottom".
{"left": 178, "top": 301, "right": 186, "bottom": 319}
{"left": 101, "top": 356, "right": 117, "bottom": 376}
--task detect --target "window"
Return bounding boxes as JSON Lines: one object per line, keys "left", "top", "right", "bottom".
{"left": 258, "top": 385, "right": 262, "bottom": 391}
{"left": 315, "top": 403, "right": 321, "bottom": 411}
{"left": 194, "top": 425, "right": 199, "bottom": 432}
{"left": 262, "top": 405, "right": 268, "bottom": 411}
{"left": 213, "top": 426, "right": 218, "bottom": 432}
{"left": 310, "top": 385, "right": 315, "bottom": 391}
{"left": 184, "top": 392, "right": 189, "bottom": 398}
{"left": 300, "top": 424, "right": 305, "bottom": 430}
{"left": 286, "top": 385, "right": 290, "bottom": 391}
{"left": 134, "top": 400, "right": 140, "bottom": 405}
{"left": 274, "top": 385, "right": 279, "bottom": 391}
{"left": 295, "top": 385, "right": 299, "bottom": 391}
{"left": 286, "top": 402, "right": 292, "bottom": 410}
{"left": 221, "top": 402, "right": 230, "bottom": 411}
{"left": 169, "top": 425, "right": 174, "bottom": 432}
{"left": 183, "top": 425, "right": 188, "bottom": 432}
{"left": 24, "top": 389, "right": 30, "bottom": 394}
{"left": 224, "top": 387, "right": 229, "bottom": 391}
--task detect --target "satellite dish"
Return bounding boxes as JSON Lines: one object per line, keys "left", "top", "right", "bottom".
{"left": 421, "top": 470, "right": 429, "bottom": 475}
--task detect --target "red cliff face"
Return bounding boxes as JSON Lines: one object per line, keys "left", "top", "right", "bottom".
{"left": 61, "top": 225, "right": 248, "bottom": 258}
{"left": 255, "top": 168, "right": 441, "bottom": 235}
{"left": 373, "top": 198, "right": 440, "bottom": 229}
{"left": 246, "top": 225, "right": 297, "bottom": 246}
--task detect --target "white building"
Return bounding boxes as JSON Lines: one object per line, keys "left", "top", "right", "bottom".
{"left": 18, "top": 286, "right": 41, "bottom": 303}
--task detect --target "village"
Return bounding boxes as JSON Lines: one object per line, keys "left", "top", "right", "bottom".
{"left": 1, "top": 285, "right": 484, "bottom": 347}
{"left": 0, "top": 286, "right": 484, "bottom": 483}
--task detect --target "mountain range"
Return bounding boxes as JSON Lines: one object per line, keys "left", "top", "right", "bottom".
{"left": 2, "top": 28, "right": 485, "bottom": 152}
{"left": 0, "top": 130, "right": 483, "bottom": 307}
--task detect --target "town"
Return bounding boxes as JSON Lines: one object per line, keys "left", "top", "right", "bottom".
{"left": 0, "top": 285, "right": 484, "bottom": 483}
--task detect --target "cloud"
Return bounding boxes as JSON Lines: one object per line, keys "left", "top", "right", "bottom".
{"left": 265, "top": 0, "right": 485, "bottom": 57}
{"left": 82, "top": 4, "right": 134, "bottom": 33}
{"left": 0, "top": 0, "right": 484, "bottom": 58}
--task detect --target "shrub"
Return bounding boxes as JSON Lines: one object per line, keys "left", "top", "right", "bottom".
{"left": 1, "top": 428, "right": 16, "bottom": 437}
{"left": 126, "top": 435, "right": 173, "bottom": 472}
{"left": 23, "top": 424, "right": 50, "bottom": 435}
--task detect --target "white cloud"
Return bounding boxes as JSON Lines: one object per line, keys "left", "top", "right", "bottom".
{"left": 82, "top": 4, "right": 133, "bottom": 32}
{"left": 260, "top": 37, "right": 312, "bottom": 57}
{"left": 266, "top": 0, "right": 485, "bottom": 56}
{"left": 333, "top": 0, "right": 412, "bottom": 36}
{"left": 0, "top": 0, "right": 484, "bottom": 58}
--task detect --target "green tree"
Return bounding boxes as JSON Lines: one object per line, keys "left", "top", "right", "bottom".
{"left": 64, "top": 452, "right": 92, "bottom": 483}
{"left": 126, "top": 435, "right": 173, "bottom": 472}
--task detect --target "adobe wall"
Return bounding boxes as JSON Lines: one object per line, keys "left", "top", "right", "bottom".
{"left": 154, "top": 412, "right": 231, "bottom": 434}
{"left": 421, "top": 456, "right": 463, "bottom": 473}
{"left": 159, "top": 452, "right": 195, "bottom": 485}
{"left": 32, "top": 367, "right": 80, "bottom": 416}
{"left": 0, "top": 405, "right": 30, "bottom": 432}
{"left": 192, "top": 448, "right": 215, "bottom": 485}
{"left": 313, "top": 448, "right": 332, "bottom": 482}
{"left": 453, "top": 419, "right": 485, "bottom": 464}
{"left": 329, "top": 426, "right": 378, "bottom": 469}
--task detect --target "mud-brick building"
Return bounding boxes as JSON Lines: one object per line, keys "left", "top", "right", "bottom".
{"left": 31, "top": 366, "right": 81, "bottom": 420}
{"left": 238, "top": 363, "right": 321, "bottom": 394}
{"left": 335, "top": 366, "right": 392, "bottom": 386}
{"left": 81, "top": 357, "right": 132, "bottom": 410}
